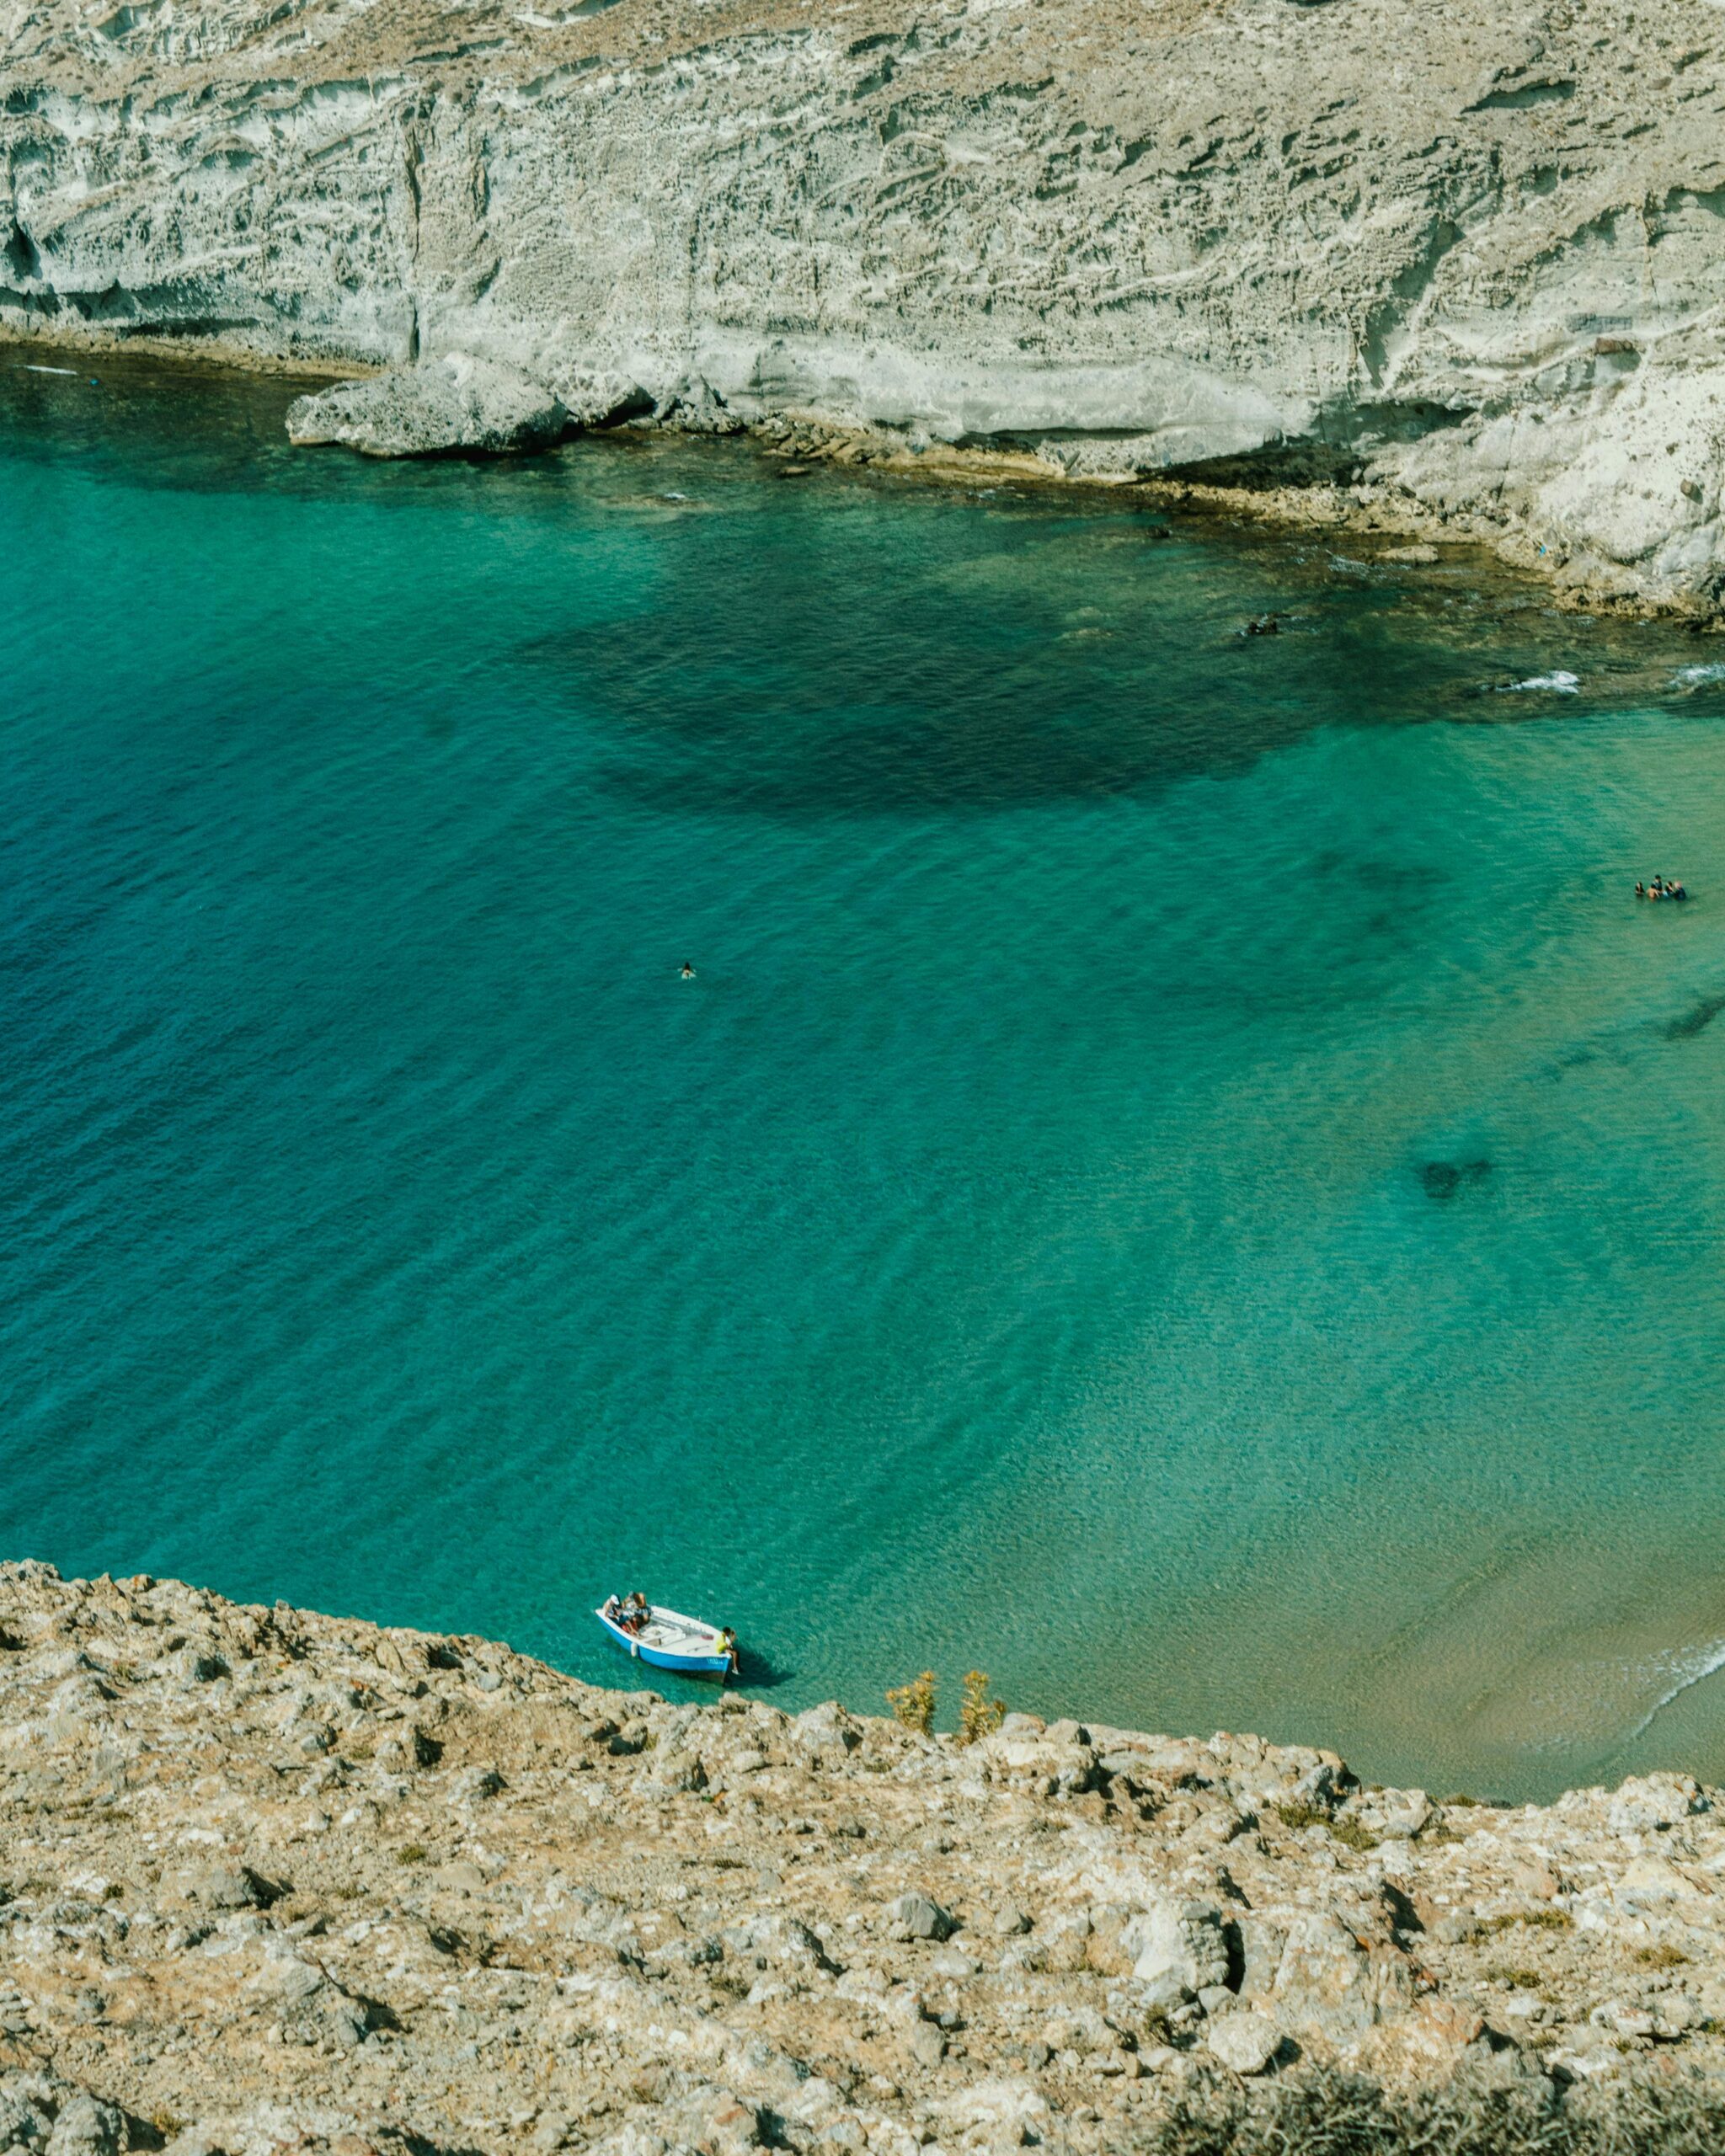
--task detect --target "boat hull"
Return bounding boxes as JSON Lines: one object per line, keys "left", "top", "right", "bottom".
{"left": 595, "top": 1607, "right": 731, "bottom": 1678}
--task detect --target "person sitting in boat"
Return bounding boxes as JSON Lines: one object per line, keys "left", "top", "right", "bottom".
{"left": 621, "top": 1591, "right": 650, "bottom": 1635}
{"left": 718, "top": 1626, "right": 740, "bottom": 1677}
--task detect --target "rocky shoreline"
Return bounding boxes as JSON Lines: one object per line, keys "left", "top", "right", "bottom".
{"left": 8, "top": 1560, "right": 1725, "bottom": 2156}
{"left": 4, "top": 0, "right": 1725, "bottom": 620}
{"left": 0, "top": 327, "right": 1674, "bottom": 623}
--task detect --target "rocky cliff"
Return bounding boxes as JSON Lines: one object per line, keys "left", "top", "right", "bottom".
{"left": 8, "top": 1560, "right": 1725, "bottom": 2156}
{"left": 2, "top": 0, "right": 1724, "bottom": 611}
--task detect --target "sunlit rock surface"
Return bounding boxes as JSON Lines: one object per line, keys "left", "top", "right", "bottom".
{"left": 8, "top": 1559, "right": 1725, "bottom": 2153}
{"left": 2, "top": 0, "right": 1723, "bottom": 600}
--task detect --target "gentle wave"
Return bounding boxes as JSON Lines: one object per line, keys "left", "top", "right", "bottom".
{"left": 1627, "top": 1637, "right": 1725, "bottom": 1741}
{"left": 1674, "top": 662, "right": 1725, "bottom": 687}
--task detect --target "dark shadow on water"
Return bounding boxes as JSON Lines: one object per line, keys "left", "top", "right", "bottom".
{"left": 733, "top": 1646, "right": 796, "bottom": 1691}
{"left": 1664, "top": 991, "right": 1725, "bottom": 1040}
{"left": 3, "top": 344, "right": 1719, "bottom": 824}
{"left": 607, "top": 1646, "right": 794, "bottom": 1703}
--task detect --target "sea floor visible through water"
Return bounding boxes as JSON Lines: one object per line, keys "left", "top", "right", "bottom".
{"left": 7, "top": 350, "right": 1725, "bottom": 1801}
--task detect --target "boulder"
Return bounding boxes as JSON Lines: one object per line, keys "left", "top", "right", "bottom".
{"left": 907, "top": 2022, "right": 946, "bottom": 2069}
{"left": 652, "top": 376, "right": 747, "bottom": 436}
{"left": 1124, "top": 1898, "right": 1231, "bottom": 2004}
{"left": 936, "top": 2077, "right": 1049, "bottom": 2137}
{"left": 887, "top": 1892, "right": 956, "bottom": 1942}
{"left": 186, "top": 1863, "right": 278, "bottom": 1910}
{"left": 257, "top": 1949, "right": 371, "bottom": 2048}
{"left": 0, "top": 2085, "right": 52, "bottom": 2153}
{"left": 1233, "top": 1915, "right": 1289, "bottom": 2003}
{"left": 660, "top": 2084, "right": 761, "bottom": 2156}
{"left": 1609, "top": 1774, "right": 1706, "bottom": 1835}
{"left": 548, "top": 366, "right": 651, "bottom": 430}
{"left": 286, "top": 355, "right": 569, "bottom": 457}
{"left": 44, "top": 2098, "right": 122, "bottom": 2156}
{"left": 1613, "top": 1854, "right": 1704, "bottom": 1909}
{"left": 649, "top": 1748, "right": 708, "bottom": 1794}
{"left": 790, "top": 1700, "right": 862, "bottom": 1756}
{"left": 1203, "top": 2009, "right": 1284, "bottom": 2075}
{"left": 1268, "top": 1911, "right": 1415, "bottom": 2048}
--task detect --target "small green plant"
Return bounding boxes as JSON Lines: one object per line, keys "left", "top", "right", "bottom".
{"left": 1478, "top": 1909, "right": 1572, "bottom": 1936}
{"left": 1442, "top": 1792, "right": 1487, "bottom": 1808}
{"left": 886, "top": 1672, "right": 937, "bottom": 1737}
{"left": 397, "top": 1844, "right": 429, "bottom": 1865}
{"left": 1272, "top": 1799, "right": 1376, "bottom": 1850}
{"left": 1485, "top": 1967, "right": 1548, "bottom": 1994}
{"left": 1636, "top": 1941, "right": 1689, "bottom": 1969}
{"left": 959, "top": 1669, "right": 1005, "bottom": 1744}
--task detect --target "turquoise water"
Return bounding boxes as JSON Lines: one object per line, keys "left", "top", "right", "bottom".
{"left": 8, "top": 355, "right": 1725, "bottom": 1800}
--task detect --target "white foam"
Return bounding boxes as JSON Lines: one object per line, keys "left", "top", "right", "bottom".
{"left": 1626, "top": 1636, "right": 1725, "bottom": 1741}
{"left": 1508, "top": 670, "right": 1579, "bottom": 693}
{"left": 1674, "top": 662, "right": 1725, "bottom": 687}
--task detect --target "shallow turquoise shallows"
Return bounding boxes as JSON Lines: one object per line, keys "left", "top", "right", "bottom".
{"left": 10, "top": 357, "right": 1725, "bottom": 1800}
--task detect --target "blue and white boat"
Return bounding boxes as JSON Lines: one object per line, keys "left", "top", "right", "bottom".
{"left": 595, "top": 1598, "right": 734, "bottom": 1679}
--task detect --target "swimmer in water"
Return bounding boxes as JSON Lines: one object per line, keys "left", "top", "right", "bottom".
{"left": 681, "top": 962, "right": 696, "bottom": 979}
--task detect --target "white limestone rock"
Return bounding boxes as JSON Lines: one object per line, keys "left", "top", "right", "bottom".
{"left": 286, "top": 355, "right": 568, "bottom": 457}
{"left": 3, "top": 0, "right": 1724, "bottom": 611}
{"left": 1124, "top": 1898, "right": 1231, "bottom": 2004}
{"left": 1204, "top": 2009, "right": 1284, "bottom": 2077}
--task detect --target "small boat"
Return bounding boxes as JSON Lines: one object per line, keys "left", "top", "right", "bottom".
{"left": 595, "top": 1598, "right": 734, "bottom": 1679}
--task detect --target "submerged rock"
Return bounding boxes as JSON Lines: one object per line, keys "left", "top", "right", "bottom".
{"left": 286, "top": 355, "right": 569, "bottom": 458}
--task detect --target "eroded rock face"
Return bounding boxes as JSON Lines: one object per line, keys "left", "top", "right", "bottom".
{"left": 286, "top": 355, "right": 569, "bottom": 456}
{"left": 4, "top": 1561, "right": 1725, "bottom": 2153}
{"left": 0, "top": 0, "right": 1722, "bottom": 608}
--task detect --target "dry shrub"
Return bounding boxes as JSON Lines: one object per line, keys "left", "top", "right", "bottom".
{"left": 885, "top": 1672, "right": 936, "bottom": 1736}
{"left": 1274, "top": 1799, "right": 1332, "bottom": 1833}
{"left": 1479, "top": 1910, "right": 1573, "bottom": 1937}
{"left": 1132, "top": 2066, "right": 1725, "bottom": 2156}
{"left": 959, "top": 1668, "right": 1004, "bottom": 1744}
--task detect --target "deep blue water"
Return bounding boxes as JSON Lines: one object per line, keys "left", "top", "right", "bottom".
{"left": 8, "top": 353, "right": 1725, "bottom": 1798}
